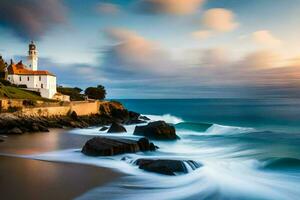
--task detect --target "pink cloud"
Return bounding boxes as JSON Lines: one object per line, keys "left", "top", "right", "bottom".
{"left": 137, "top": 0, "right": 205, "bottom": 15}
{"left": 202, "top": 8, "right": 238, "bottom": 32}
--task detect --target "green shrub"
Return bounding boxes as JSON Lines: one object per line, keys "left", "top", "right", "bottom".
{"left": 57, "top": 86, "right": 85, "bottom": 101}
{"left": 84, "top": 85, "right": 106, "bottom": 100}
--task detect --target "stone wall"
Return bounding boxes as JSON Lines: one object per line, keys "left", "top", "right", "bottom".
{"left": 0, "top": 99, "right": 125, "bottom": 117}
{"left": 18, "top": 101, "right": 102, "bottom": 117}
{"left": 0, "top": 99, "right": 24, "bottom": 111}
{"left": 20, "top": 105, "right": 71, "bottom": 117}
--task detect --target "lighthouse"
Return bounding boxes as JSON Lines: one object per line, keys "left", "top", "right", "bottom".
{"left": 28, "top": 41, "right": 38, "bottom": 71}
{"left": 7, "top": 41, "right": 58, "bottom": 99}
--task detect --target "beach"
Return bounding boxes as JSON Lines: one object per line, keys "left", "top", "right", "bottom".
{"left": 0, "top": 129, "right": 121, "bottom": 200}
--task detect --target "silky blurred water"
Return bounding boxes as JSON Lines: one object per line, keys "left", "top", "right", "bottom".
{"left": 21, "top": 99, "right": 300, "bottom": 200}
{"left": 120, "top": 98, "right": 300, "bottom": 132}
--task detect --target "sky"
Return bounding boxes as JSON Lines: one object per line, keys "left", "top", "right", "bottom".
{"left": 0, "top": 0, "right": 300, "bottom": 98}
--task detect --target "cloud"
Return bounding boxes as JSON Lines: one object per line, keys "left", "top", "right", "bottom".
{"left": 199, "top": 48, "right": 229, "bottom": 67}
{"left": 191, "top": 30, "right": 213, "bottom": 40}
{"left": 238, "top": 50, "right": 281, "bottom": 69}
{"left": 96, "top": 3, "right": 120, "bottom": 14}
{"left": 102, "top": 28, "right": 176, "bottom": 76}
{"left": 287, "top": 56, "right": 300, "bottom": 67}
{"left": 136, "top": 0, "right": 205, "bottom": 15}
{"left": 202, "top": 8, "right": 238, "bottom": 32}
{"left": 252, "top": 30, "right": 282, "bottom": 47}
{"left": 0, "top": 0, "right": 66, "bottom": 40}
{"left": 24, "top": 47, "right": 300, "bottom": 99}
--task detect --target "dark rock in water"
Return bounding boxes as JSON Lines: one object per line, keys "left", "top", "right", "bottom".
{"left": 139, "top": 116, "right": 150, "bottom": 121}
{"left": 111, "top": 109, "right": 129, "bottom": 123}
{"left": 38, "top": 125, "right": 49, "bottom": 132}
{"left": 126, "top": 111, "right": 146, "bottom": 124}
{"left": 31, "top": 123, "right": 40, "bottom": 132}
{"left": 137, "top": 137, "right": 157, "bottom": 151}
{"left": 135, "top": 159, "right": 201, "bottom": 175}
{"left": 129, "top": 111, "right": 140, "bottom": 120}
{"left": 99, "top": 126, "right": 109, "bottom": 131}
{"left": 70, "top": 111, "right": 78, "bottom": 120}
{"left": 82, "top": 136, "right": 156, "bottom": 156}
{"left": 149, "top": 143, "right": 157, "bottom": 151}
{"left": 126, "top": 119, "right": 146, "bottom": 125}
{"left": 134, "top": 121, "right": 179, "bottom": 140}
{"left": 30, "top": 123, "right": 49, "bottom": 132}
{"left": 107, "top": 122, "right": 127, "bottom": 133}
{"left": 7, "top": 127, "right": 23, "bottom": 135}
{"left": 137, "top": 137, "right": 150, "bottom": 151}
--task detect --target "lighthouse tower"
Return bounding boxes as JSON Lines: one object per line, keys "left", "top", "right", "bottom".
{"left": 28, "top": 41, "right": 38, "bottom": 71}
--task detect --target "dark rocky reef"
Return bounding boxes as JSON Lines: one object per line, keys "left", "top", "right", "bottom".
{"left": 98, "top": 102, "right": 148, "bottom": 125}
{"left": 135, "top": 159, "right": 202, "bottom": 175}
{"left": 81, "top": 136, "right": 156, "bottom": 156}
{"left": 134, "top": 121, "right": 179, "bottom": 140}
{"left": 0, "top": 113, "right": 107, "bottom": 135}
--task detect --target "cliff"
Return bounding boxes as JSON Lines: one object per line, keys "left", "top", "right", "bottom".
{"left": 0, "top": 100, "right": 146, "bottom": 135}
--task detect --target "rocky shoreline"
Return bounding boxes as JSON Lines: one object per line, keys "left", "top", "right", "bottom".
{"left": 0, "top": 101, "right": 149, "bottom": 135}
{"left": 0, "top": 101, "right": 200, "bottom": 176}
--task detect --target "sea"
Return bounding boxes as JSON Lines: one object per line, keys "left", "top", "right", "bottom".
{"left": 18, "top": 99, "right": 300, "bottom": 200}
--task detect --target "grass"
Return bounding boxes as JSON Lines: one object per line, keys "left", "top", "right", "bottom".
{"left": 0, "top": 84, "right": 48, "bottom": 101}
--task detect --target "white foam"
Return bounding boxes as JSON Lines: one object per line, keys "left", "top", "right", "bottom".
{"left": 204, "top": 124, "right": 255, "bottom": 135}
{"left": 145, "top": 114, "right": 184, "bottom": 124}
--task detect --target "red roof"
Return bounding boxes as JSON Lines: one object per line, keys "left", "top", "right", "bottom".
{"left": 7, "top": 62, "right": 55, "bottom": 76}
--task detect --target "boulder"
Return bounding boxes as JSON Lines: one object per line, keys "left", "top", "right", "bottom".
{"left": 137, "top": 137, "right": 158, "bottom": 151}
{"left": 134, "top": 121, "right": 179, "bottom": 140}
{"left": 38, "top": 125, "right": 49, "bottom": 132}
{"left": 82, "top": 137, "right": 156, "bottom": 156}
{"left": 111, "top": 109, "right": 129, "bottom": 123}
{"left": 6, "top": 127, "right": 23, "bottom": 135}
{"left": 31, "top": 123, "right": 40, "bottom": 132}
{"left": 126, "top": 119, "right": 146, "bottom": 125}
{"left": 107, "top": 122, "right": 127, "bottom": 133}
{"left": 70, "top": 111, "right": 78, "bottom": 120}
{"left": 135, "top": 159, "right": 201, "bottom": 175}
{"left": 129, "top": 111, "right": 140, "bottom": 120}
{"left": 139, "top": 116, "right": 150, "bottom": 121}
{"left": 99, "top": 126, "right": 109, "bottom": 131}
{"left": 126, "top": 111, "right": 147, "bottom": 125}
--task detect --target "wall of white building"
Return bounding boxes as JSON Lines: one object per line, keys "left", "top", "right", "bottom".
{"left": 7, "top": 74, "right": 57, "bottom": 99}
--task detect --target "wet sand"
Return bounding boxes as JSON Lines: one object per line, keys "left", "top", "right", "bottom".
{"left": 0, "top": 129, "right": 92, "bottom": 155}
{"left": 0, "top": 129, "right": 122, "bottom": 200}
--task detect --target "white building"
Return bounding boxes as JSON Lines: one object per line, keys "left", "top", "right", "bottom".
{"left": 7, "top": 41, "right": 57, "bottom": 99}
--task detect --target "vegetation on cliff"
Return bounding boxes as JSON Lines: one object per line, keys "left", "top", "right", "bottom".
{"left": 0, "top": 84, "right": 44, "bottom": 100}
{"left": 84, "top": 85, "right": 106, "bottom": 100}
{"left": 57, "top": 86, "right": 85, "bottom": 101}
{"left": 57, "top": 85, "right": 106, "bottom": 101}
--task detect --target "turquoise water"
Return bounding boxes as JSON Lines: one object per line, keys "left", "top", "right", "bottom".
{"left": 22, "top": 98, "right": 300, "bottom": 200}
{"left": 119, "top": 98, "right": 300, "bottom": 132}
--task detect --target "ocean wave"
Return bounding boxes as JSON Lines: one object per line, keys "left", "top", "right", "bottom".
{"left": 145, "top": 114, "right": 184, "bottom": 124}
{"left": 261, "top": 157, "right": 300, "bottom": 170}
{"left": 176, "top": 122, "right": 213, "bottom": 132}
{"left": 204, "top": 124, "right": 255, "bottom": 135}
{"left": 176, "top": 122, "right": 255, "bottom": 136}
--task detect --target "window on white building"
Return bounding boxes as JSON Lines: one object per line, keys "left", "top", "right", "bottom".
{"left": 27, "top": 77, "right": 29, "bottom": 81}
{"left": 39, "top": 76, "right": 41, "bottom": 81}
{"left": 41, "top": 84, "right": 43, "bottom": 88}
{"left": 19, "top": 77, "right": 21, "bottom": 81}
